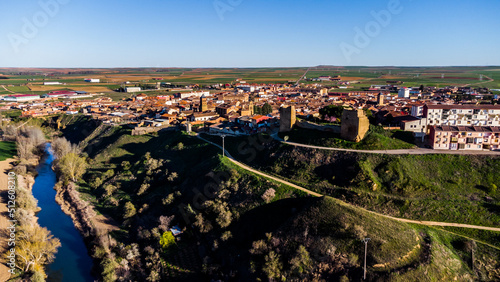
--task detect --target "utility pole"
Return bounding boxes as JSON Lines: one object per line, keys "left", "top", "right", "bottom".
{"left": 221, "top": 134, "right": 226, "bottom": 157}
{"left": 363, "top": 238, "right": 371, "bottom": 280}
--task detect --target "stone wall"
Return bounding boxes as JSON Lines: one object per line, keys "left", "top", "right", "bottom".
{"left": 296, "top": 120, "right": 341, "bottom": 133}
{"left": 131, "top": 126, "right": 174, "bottom": 135}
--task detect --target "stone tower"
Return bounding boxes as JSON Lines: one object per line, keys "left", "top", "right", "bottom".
{"left": 377, "top": 93, "right": 385, "bottom": 106}
{"left": 340, "top": 109, "right": 369, "bottom": 142}
{"left": 280, "top": 105, "right": 296, "bottom": 132}
{"left": 200, "top": 95, "right": 208, "bottom": 112}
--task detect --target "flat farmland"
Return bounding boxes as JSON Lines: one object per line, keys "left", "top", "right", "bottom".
{"left": 0, "top": 67, "right": 498, "bottom": 93}
{"left": 27, "top": 85, "right": 113, "bottom": 93}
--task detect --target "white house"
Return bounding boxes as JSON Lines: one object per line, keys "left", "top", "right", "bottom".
{"left": 398, "top": 87, "right": 410, "bottom": 98}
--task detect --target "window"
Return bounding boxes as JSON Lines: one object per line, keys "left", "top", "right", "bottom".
{"left": 467, "top": 133, "right": 472, "bottom": 136}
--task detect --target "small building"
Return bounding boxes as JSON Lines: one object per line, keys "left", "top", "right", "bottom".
{"left": 188, "top": 112, "right": 219, "bottom": 122}
{"left": 401, "top": 117, "right": 427, "bottom": 137}
{"left": 125, "top": 87, "right": 142, "bottom": 93}
{"left": 43, "top": 82, "right": 62, "bottom": 85}
{"left": 84, "top": 78, "right": 100, "bottom": 83}
{"left": 177, "top": 91, "right": 210, "bottom": 99}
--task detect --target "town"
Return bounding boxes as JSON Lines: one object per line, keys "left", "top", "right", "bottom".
{"left": 2, "top": 69, "right": 500, "bottom": 152}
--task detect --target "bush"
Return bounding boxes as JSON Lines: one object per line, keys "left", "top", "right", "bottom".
{"left": 123, "top": 202, "right": 136, "bottom": 219}
{"left": 159, "top": 231, "right": 176, "bottom": 250}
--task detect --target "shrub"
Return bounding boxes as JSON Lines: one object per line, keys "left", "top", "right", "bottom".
{"left": 159, "top": 232, "right": 176, "bottom": 250}
{"left": 123, "top": 202, "right": 136, "bottom": 219}
{"left": 261, "top": 188, "right": 276, "bottom": 203}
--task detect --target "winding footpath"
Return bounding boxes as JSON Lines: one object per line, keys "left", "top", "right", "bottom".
{"left": 197, "top": 135, "right": 500, "bottom": 233}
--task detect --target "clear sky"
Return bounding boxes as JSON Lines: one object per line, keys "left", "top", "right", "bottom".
{"left": 1, "top": 0, "right": 499, "bottom": 68}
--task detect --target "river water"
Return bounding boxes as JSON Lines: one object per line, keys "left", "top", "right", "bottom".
{"left": 31, "top": 145, "right": 94, "bottom": 282}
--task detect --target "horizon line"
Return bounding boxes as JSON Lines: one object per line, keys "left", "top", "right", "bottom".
{"left": 1, "top": 65, "right": 500, "bottom": 69}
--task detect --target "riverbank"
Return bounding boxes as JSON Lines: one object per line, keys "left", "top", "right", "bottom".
{"left": 53, "top": 182, "right": 119, "bottom": 240}
{"left": 0, "top": 158, "right": 14, "bottom": 282}
{"left": 31, "top": 147, "right": 94, "bottom": 281}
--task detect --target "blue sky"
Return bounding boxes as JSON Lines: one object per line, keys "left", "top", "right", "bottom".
{"left": 1, "top": 0, "right": 499, "bottom": 67}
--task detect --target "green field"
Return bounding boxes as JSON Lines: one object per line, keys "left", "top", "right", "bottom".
{"left": 0, "top": 141, "right": 17, "bottom": 161}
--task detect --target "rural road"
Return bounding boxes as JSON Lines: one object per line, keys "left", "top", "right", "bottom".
{"left": 463, "top": 74, "right": 494, "bottom": 87}
{"left": 295, "top": 67, "right": 311, "bottom": 86}
{"left": 198, "top": 134, "right": 500, "bottom": 233}
{"left": 0, "top": 86, "right": 16, "bottom": 95}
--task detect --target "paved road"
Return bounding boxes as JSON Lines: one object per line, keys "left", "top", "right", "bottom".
{"left": 198, "top": 134, "right": 500, "bottom": 233}
{"left": 271, "top": 133, "right": 500, "bottom": 155}
{"left": 284, "top": 141, "right": 500, "bottom": 155}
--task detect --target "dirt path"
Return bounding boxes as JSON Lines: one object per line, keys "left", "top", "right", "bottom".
{"left": 198, "top": 135, "right": 500, "bottom": 233}
{"left": 1, "top": 86, "right": 18, "bottom": 95}
{"left": 462, "top": 75, "right": 494, "bottom": 87}
{"left": 0, "top": 159, "right": 14, "bottom": 282}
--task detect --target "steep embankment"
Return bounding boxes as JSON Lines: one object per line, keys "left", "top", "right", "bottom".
{"left": 55, "top": 123, "right": 309, "bottom": 280}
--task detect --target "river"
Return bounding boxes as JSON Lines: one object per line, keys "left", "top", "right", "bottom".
{"left": 31, "top": 144, "right": 95, "bottom": 282}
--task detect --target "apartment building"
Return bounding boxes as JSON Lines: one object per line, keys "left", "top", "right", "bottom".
{"left": 429, "top": 125, "right": 500, "bottom": 151}
{"left": 424, "top": 104, "right": 500, "bottom": 127}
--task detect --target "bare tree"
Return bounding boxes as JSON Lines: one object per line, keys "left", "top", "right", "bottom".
{"left": 16, "top": 136, "right": 35, "bottom": 160}
{"left": 158, "top": 215, "right": 174, "bottom": 232}
{"left": 51, "top": 137, "right": 76, "bottom": 159}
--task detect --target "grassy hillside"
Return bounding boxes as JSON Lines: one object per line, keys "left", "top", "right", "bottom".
{"left": 201, "top": 134, "right": 500, "bottom": 248}
{"left": 224, "top": 196, "right": 498, "bottom": 281}
{"left": 57, "top": 119, "right": 500, "bottom": 280}
{"left": 56, "top": 114, "right": 101, "bottom": 144}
